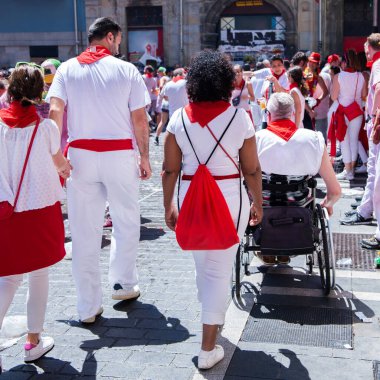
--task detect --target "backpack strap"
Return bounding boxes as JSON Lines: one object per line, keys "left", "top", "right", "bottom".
{"left": 205, "top": 109, "right": 238, "bottom": 165}
{"left": 181, "top": 109, "right": 201, "bottom": 165}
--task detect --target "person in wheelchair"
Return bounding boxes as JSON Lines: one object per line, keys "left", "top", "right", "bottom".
{"left": 255, "top": 93, "right": 341, "bottom": 265}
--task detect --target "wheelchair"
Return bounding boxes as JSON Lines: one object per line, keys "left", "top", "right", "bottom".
{"left": 235, "top": 173, "right": 336, "bottom": 298}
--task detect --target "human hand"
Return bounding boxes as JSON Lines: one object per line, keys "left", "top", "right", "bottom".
{"left": 139, "top": 157, "right": 152, "bottom": 180}
{"left": 249, "top": 203, "right": 263, "bottom": 226}
{"left": 308, "top": 109, "right": 315, "bottom": 120}
{"left": 57, "top": 159, "right": 72, "bottom": 179}
{"left": 165, "top": 205, "right": 178, "bottom": 231}
{"left": 265, "top": 75, "right": 278, "bottom": 84}
{"left": 320, "top": 197, "right": 333, "bottom": 216}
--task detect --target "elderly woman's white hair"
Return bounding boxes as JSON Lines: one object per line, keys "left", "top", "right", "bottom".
{"left": 267, "top": 92, "right": 294, "bottom": 121}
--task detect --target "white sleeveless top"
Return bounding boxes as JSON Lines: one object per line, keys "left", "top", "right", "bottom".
{"left": 256, "top": 128, "right": 325, "bottom": 176}
{"left": 0, "top": 118, "right": 64, "bottom": 212}
{"left": 337, "top": 71, "right": 365, "bottom": 107}
{"left": 231, "top": 82, "right": 250, "bottom": 111}
{"left": 290, "top": 87, "right": 305, "bottom": 128}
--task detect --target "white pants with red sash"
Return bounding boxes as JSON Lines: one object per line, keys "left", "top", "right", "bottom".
{"left": 67, "top": 148, "right": 140, "bottom": 320}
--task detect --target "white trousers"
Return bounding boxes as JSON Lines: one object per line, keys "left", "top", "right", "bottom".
{"left": 373, "top": 143, "right": 380, "bottom": 240}
{"left": 188, "top": 182, "right": 250, "bottom": 325}
{"left": 358, "top": 123, "right": 379, "bottom": 219}
{"left": 67, "top": 149, "right": 140, "bottom": 320}
{"left": 340, "top": 115, "right": 363, "bottom": 164}
{"left": 0, "top": 268, "right": 49, "bottom": 333}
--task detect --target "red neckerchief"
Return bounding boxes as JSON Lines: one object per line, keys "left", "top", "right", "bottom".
{"left": 172, "top": 76, "right": 185, "bottom": 83}
{"left": 145, "top": 73, "right": 153, "bottom": 79}
{"left": 0, "top": 101, "right": 39, "bottom": 128}
{"left": 185, "top": 101, "right": 231, "bottom": 128}
{"left": 289, "top": 83, "right": 298, "bottom": 91}
{"left": 368, "top": 52, "right": 380, "bottom": 70}
{"left": 267, "top": 119, "right": 298, "bottom": 141}
{"left": 234, "top": 79, "right": 245, "bottom": 90}
{"left": 77, "top": 45, "right": 111, "bottom": 64}
{"left": 271, "top": 69, "right": 285, "bottom": 80}
{"left": 344, "top": 67, "right": 356, "bottom": 73}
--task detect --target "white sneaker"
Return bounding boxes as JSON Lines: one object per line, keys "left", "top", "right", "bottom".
{"left": 355, "top": 165, "right": 367, "bottom": 174}
{"left": 112, "top": 284, "right": 140, "bottom": 301}
{"left": 198, "top": 345, "right": 225, "bottom": 370}
{"left": 81, "top": 306, "right": 104, "bottom": 324}
{"left": 347, "top": 170, "right": 355, "bottom": 180}
{"left": 336, "top": 169, "right": 348, "bottom": 180}
{"left": 24, "top": 336, "right": 54, "bottom": 362}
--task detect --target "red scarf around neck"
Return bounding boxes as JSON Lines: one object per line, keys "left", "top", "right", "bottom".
{"left": 271, "top": 69, "right": 285, "bottom": 80}
{"left": 289, "top": 83, "right": 298, "bottom": 90}
{"left": 145, "top": 73, "right": 153, "bottom": 79}
{"left": 77, "top": 45, "right": 111, "bottom": 64}
{"left": 0, "top": 101, "right": 39, "bottom": 128}
{"left": 185, "top": 101, "right": 231, "bottom": 127}
{"left": 368, "top": 51, "right": 380, "bottom": 69}
{"left": 267, "top": 119, "right": 298, "bottom": 141}
{"left": 234, "top": 79, "right": 245, "bottom": 90}
{"left": 344, "top": 67, "right": 356, "bottom": 73}
{"left": 172, "top": 75, "right": 185, "bottom": 83}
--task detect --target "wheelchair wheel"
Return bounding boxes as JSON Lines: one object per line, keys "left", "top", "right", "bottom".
{"left": 235, "top": 243, "right": 243, "bottom": 299}
{"left": 322, "top": 207, "right": 336, "bottom": 289}
{"left": 316, "top": 204, "right": 331, "bottom": 295}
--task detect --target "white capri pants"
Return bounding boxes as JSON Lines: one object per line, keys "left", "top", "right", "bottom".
{"left": 67, "top": 148, "right": 141, "bottom": 321}
{"left": 0, "top": 268, "right": 49, "bottom": 334}
{"left": 340, "top": 115, "right": 363, "bottom": 164}
{"left": 181, "top": 180, "right": 250, "bottom": 325}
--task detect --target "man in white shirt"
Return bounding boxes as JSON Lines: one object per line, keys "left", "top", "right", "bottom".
{"left": 161, "top": 68, "right": 189, "bottom": 118}
{"left": 47, "top": 17, "right": 151, "bottom": 323}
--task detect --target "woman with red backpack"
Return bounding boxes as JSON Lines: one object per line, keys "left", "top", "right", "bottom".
{"left": 162, "top": 50, "right": 263, "bottom": 370}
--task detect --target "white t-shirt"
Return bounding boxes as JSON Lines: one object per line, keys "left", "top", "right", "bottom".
{"left": 46, "top": 55, "right": 150, "bottom": 142}
{"left": 161, "top": 79, "right": 189, "bottom": 117}
{"left": 0, "top": 118, "right": 64, "bottom": 212}
{"left": 167, "top": 106, "right": 254, "bottom": 226}
{"left": 290, "top": 87, "right": 305, "bottom": 128}
{"left": 256, "top": 128, "right": 325, "bottom": 176}
{"left": 143, "top": 75, "right": 158, "bottom": 101}
{"left": 337, "top": 71, "right": 365, "bottom": 107}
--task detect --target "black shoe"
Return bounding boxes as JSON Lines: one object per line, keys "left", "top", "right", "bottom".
{"left": 361, "top": 236, "right": 380, "bottom": 250}
{"left": 355, "top": 195, "right": 363, "bottom": 202}
{"left": 344, "top": 209, "right": 357, "bottom": 217}
{"left": 340, "top": 211, "right": 373, "bottom": 225}
{"left": 154, "top": 136, "right": 159, "bottom": 146}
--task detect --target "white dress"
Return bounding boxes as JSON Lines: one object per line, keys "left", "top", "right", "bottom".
{"left": 290, "top": 87, "right": 305, "bottom": 128}
{"left": 0, "top": 118, "right": 64, "bottom": 212}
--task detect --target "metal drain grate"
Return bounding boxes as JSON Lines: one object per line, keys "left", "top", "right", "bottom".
{"left": 242, "top": 304, "right": 352, "bottom": 349}
{"left": 333, "top": 233, "right": 377, "bottom": 271}
{"left": 374, "top": 361, "right": 380, "bottom": 380}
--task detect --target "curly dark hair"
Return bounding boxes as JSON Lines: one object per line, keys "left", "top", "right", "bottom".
{"left": 186, "top": 50, "right": 234, "bottom": 102}
{"left": 7, "top": 65, "right": 44, "bottom": 106}
{"left": 287, "top": 66, "right": 308, "bottom": 96}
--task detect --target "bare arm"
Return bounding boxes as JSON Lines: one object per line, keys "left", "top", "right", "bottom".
{"left": 318, "top": 147, "right": 341, "bottom": 215}
{"left": 239, "top": 136, "right": 263, "bottom": 225}
{"left": 290, "top": 90, "right": 302, "bottom": 128}
{"left": 131, "top": 107, "right": 152, "bottom": 180}
{"left": 361, "top": 73, "right": 368, "bottom": 101}
{"left": 48, "top": 97, "right": 65, "bottom": 134}
{"left": 317, "top": 75, "right": 329, "bottom": 101}
{"left": 330, "top": 74, "right": 340, "bottom": 102}
{"left": 162, "top": 132, "right": 182, "bottom": 230}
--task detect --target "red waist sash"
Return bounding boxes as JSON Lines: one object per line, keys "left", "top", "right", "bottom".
{"left": 182, "top": 173, "right": 240, "bottom": 181}
{"left": 63, "top": 138, "right": 133, "bottom": 156}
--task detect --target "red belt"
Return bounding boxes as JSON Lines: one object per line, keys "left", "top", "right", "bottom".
{"left": 63, "top": 139, "right": 133, "bottom": 156}
{"left": 182, "top": 173, "right": 240, "bottom": 181}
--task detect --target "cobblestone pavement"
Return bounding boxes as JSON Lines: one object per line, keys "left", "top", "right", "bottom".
{"left": 2, "top": 134, "right": 380, "bottom": 380}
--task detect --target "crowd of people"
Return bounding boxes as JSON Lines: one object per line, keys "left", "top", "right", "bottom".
{"left": 0, "top": 15, "right": 379, "bottom": 373}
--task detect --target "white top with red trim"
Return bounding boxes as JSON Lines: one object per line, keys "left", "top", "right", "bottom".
{"left": 256, "top": 128, "right": 325, "bottom": 176}
{"left": 337, "top": 71, "right": 365, "bottom": 108}
{"left": 161, "top": 79, "right": 189, "bottom": 117}
{"left": 0, "top": 118, "right": 64, "bottom": 212}
{"left": 46, "top": 56, "right": 150, "bottom": 142}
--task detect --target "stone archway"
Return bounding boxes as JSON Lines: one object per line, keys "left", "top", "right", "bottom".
{"left": 200, "top": 0, "right": 297, "bottom": 55}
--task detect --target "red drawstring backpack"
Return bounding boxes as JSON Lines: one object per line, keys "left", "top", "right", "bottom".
{"left": 175, "top": 109, "right": 242, "bottom": 250}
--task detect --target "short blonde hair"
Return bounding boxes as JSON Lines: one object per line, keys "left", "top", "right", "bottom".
{"left": 367, "top": 33, "right": 380, "bottom": 51}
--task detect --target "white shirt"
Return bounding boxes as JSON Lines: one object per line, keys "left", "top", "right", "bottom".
{"left": 143, "top": 75, "right": 158, "bottom": 100}
{"left": 290, "top": 87, "right": 305, "bottom": 128}
{"left": 231, "top": 82, "right": 250, "bottom": 111}
{"left": 46, "top": 55, "right": 150, "bottom": 142}
{"left": 337, "top": 71, "right": 365, "bottom": 107}
{"left": 161, "top": 79, "right": 189, "bottom": 117}
{"left": 0, "top": 118, "right": 64, "bottom": 212}
{"left": 367, "top": 59, "right": 380, "bottom": 116}
{"left": 256, "top": 128, "right": 325, "bottom": 176}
